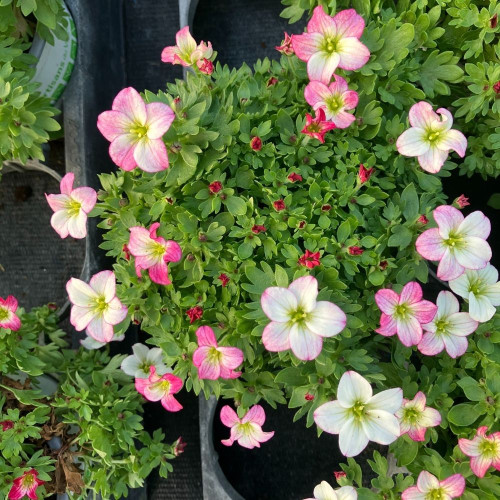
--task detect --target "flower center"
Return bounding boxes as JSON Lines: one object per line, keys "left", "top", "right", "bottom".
{"left": 351, "top": 401, "right": 366, "bottom": 420}
{"left": 131, "top": 123, "right": 149, "bottom": 139}
{"left": 140, "top": 362, "right": 152, "bottom": 373}
{"left": 321, "top": 35, "right": 339, "bottom": 54}
{"left": 479, "top": 439, "right": 498, "bottom": 459}
{"left": 403, "top": 407, "right": 420, "bottom": 425}
{"left": 289, "top": 307, "right": 310, "bottom": 326}
{"left": 443, "top": 231, "right": 463, "bottom": 250}
{"left": 326, "top": 95, "right": 343, "bottom": 113}
{"left": 154, "top": 380, "right": 170, "bottom": 394}
{"left": 306, "top": 123, "right": 322, "bottom": 133}
{"left": 151, "top": 241, "right": 166, "bottom": 259}
{"left": 468, "top": 278, "right": 485, "bottom": 296}
{"left": 237, "top": 422, "right": 254, "bottom": 435}
{"left": 435, "top": 319, "right": 449, "bottom": 335}
{"left": 394, "top": 303, "right": 410, "bottom": 320}
{"left": 66, "top": 199, "right": 82, "bottom": 217}
{"left": 426, "top": 130, "right": 442, "bottom": 144}
{"left": 426, "top": 488, "right": 445, "bottom": 500}
{"left": 22, "top": 473, "right": 35, "bottom": 488}
{"left": 0, "top": 307, "right": 8, "bottom": 322}
{"left": 207, "top": 347, "right": 222, "bottom": 364}
{"left": 92, "top": 295, "right": 108, "bottom": 315}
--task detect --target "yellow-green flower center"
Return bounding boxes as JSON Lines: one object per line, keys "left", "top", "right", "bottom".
{"left": 22, "top": 474, "right": 35, "bottom": 488}
{"left": 0, "top": 307, "right": 8, "bottom": 322}
{"left": 237, "top": 422, "right": 254, "bottom": 435}
{"left": 394, "top": 303, "right": 409, "bottom": 320}
{"left": 321, "top": 35, "right": 339, "bottom": 54}
{"left": 435, "top": 319, "right": 449, "bottom": 335}
{"left": 93, "top": 295, "right": 108, "bottom": 315}
{"left": 468, "top": 278, "right": 485, "bottom": 296}
{"left": 326, "top": 95, "right": 343, "bottom": 113}
{"left": 289, "top": 307, "right": 310, "bottom": 326}
{"left": 131, "top": 123, "right": 149, "bottom": 139}
{"left": 426, "top": 489, "right": 445, "bottom": 500}
{"left": 66, "top": 199, "right": 82, "bottom": 217}
{"left": 479, "top": 439, "right": 498, "bottom": 459}
{"left": 154, "top": 380, "right": 170, "bottom": 393}
{"left": 351, "top": 400, "right": 366, "bottom": 420}
{"left": 403, "top": 406, "right": 420, "bottom": 425}
{"left": 152, "top": 241, "right": 166, "bottom": 259}
{"left": 307, "top": 123, "right": 322, "bottom": 133}
{"left": 207, "top": 347, "right": 222, "bottom": 364}
{"left": 426, "top": 130, "right": 442, "bottom": 144}
{"left": 443, "top": 231, "right": 464, "bottom": 250}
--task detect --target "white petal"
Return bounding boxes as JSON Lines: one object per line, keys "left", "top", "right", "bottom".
{"left": 314, "top": 401, "right": 349, "bottom": 434}
{"left": 289, "top": 324, "right": 323, "bottom": 361}
{"left": 436, "top": 291, "right": 460, "bottom": 317}
{"left": 66, "top": 278, "right": 97, "bottom": 307}
{"left": 131, "top": 343, "right": 150, "bottom": 361}
{"left": 288, "top": 276, "right": 319, "bottom": 313}
{"left": 368, "top": 388, "right": 403, "bottom": 414}
{"left": 455, "top": 237, "right": 491, "bottom": 270}
{"left": 362, "top": 410, "right": 400, "bottom": 445}
{"left": 396, "top": 128, "right": 429, "bottom": 156}
{"left": 337, "top": 371, "right": 372, "bottom": 408}
{"left": 458, "top": 211, "right": 491, "bottom": 239}
{"left": 312, "top": 481, "right": 337, "bottom": 500}
{"left": 306, "top": 301, "right": 346, "bottom": 338}
{"left": 476, "top": 264, "right": 498, "bottom": 285}
{"left": 338, "top": 418, "right": 369, "bottom": 457}
{"left": 484, "top": 282, "right": 500, "bottom": 306}
{"left": 448, "top": 272, "right": 471, "bottom": 299}
{"left": 469, "top": 293, "right": 496, "bottom": 323}
{"left": 446, "top": 313, "right": 478, "bottom": 336}
{"left": 121, "top": 355, "right": 141, "bottom": 376}
{"left": 261, "top": 287, "right": 297, "bottom": 322}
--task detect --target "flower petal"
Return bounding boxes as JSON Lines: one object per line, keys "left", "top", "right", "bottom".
{"left": 291, "top": 32, "right": 323, "bottom": 61}
{"left": 121, "top": 355, "right": 141, "bottom": 376}
{"left": 375, "top": 289, "right": 400, "bottom": 314}
{"left": 417, "top": 471, "right": 440, "bottom": 492}
{"left": 416, "top": 228, "right": 446, "bottom": 261}
{"left": 112, "top": 87, "right": 147, "bottom": 124}
{"left": 397, "top": 316, "right": 423, "bottom": 347}
{"left": 337, "top": 37, "right": 370, "bottom": 70}
{"left": 160, "top": 45, "right": 178, "bottom": 63}
{"left": 67, "top": 211, "right": 87, "bottom": 239}
{"left": 288, "top": 275, "right": 319, "bottom": 312}
{"left": 261, "top": 287, "right": 297, "bottom": 322}
{"left": 175, "top": 26, "right": 197, "bottom": 56}
{"left": 103, "top": 297, "right": 127, "bottom": 325}
{"left": 196, "top": 326, "right": 217, "bottom": 347}
{"left": 50, "top": 210, "right": 71, "bottom": 238}
{"left": 71, "top": 187, "right": 97, "bottom": 213}
{"left": 333, "top": 9, "right": 365, "bottom": 38}
{"left": 443, "top": 334, "right": 468, "bottom": 358}
{"left": 133, "top": 138, "right": 169, "bottom": 173}
{"left": 218, "top": 347, "right": 244, "bottom": 370}
{"left": 434, "top": 205, "right": 464, "bottom": 237}
{"left": 469, "top": 293, "right": 496, "bottom": 323}
{"left": 306, "top": 301, "right": 346, "bottom": 337}
{"left": 314, "top": 400, "right": 349, "bottom": 434}
{"left": 369, "top": 388, "right": 403, "bottom": 414}
{"left": 161, "top": 395, "right": 183, "bottom": 412}
{"left": 412, "top": 300, "right": 437, "bottom": 324}
{"left": 262, "top": 321, "right": 291, "bottom": 352}
{"left": 220, "top": 405, "right": 240, "bottom": 428}
{"left": 86, "top": 317, "right": 114, "bottom": 343}
{"left": 362, "top": 410, "right": 400, "bottom": 445}
{"left": 149, "top": 260, "right": 171, "bottom": 285}
{"left": 458, "top": 437, "right": 480, "bottom": 457}
{"left": 165, "top": 240, "right": 182, "bottom": 262}
{"left": 307, "top": 51, "right": 340, "bottom": 84}
{"left": 304, "top": 80, "right": 331, "bottom": 109}
{"left": 437, "top": 249, "right": 464, "bottom": 281}
{"left": 308, "top": 6, "right": 336, "bottom": 35}
{"left": 409, "top": 102, "right": 439, "bottom": 129}
{"left": 446, "top": 312, "right": 478, "bottom": 336}
{"left": 338, "top": 417, "right": 369, "bottom": 457}
{"left": 397, "top": 127, "right": 429, "bottom": 156}
{"left": 145, "top": 102, "right": 175, "bottom": 140}
{"left": 312, "top": 481, "right": 336, "bottom": 500}
{"left": 97, "top": 110, "right": 133, "bottom": 141}
{"left": 66, "top": 278, "right": 97, "bottom": 307}
{"left": 376, "top": 313, "right": 397, "bottom": 336}
{"left": 89, "top": 270, "right": 116, "bottom": 301}
{"left": 418, "top": 146, "right": 449, "bottom": 173}
{"left": 242, "top": 405, "right": 266, "bottom": 426}
{"left": 289, "top": 324, "right": 323, "bottom": 361}
{"left": 70, "top": 305, "right": 95, "bottom": 331}
{"left": 418, "top": 332, "right": 445, "bottom": 356}
{"left": 455, "top": 237, "right": 492, "bottom": 270}
{"left": 400, "top": 282, "right": 423, "bottom": 304}
{"left": 440, "top": 474, "right": 465, "bottom": 497}
{"left": 331, "top": 110, "right": 356, "bottom": 129}
{"left": 470, "top": 455, "right": 493, "bottom": 478}
{"left": 436, "top": 290, "right": 459, "bottom": 316}
{"left": 448, "top": 272, "right": 469, "bottom": 298}
{"left": 402, "top": 487, "right": 426, "bottom": 500}
{"left": 437, "top": 128, "right": 467, "bottom": 157}
{"left": 46, "top": 193, "right": 70, "bottom": 212}
{"left": 458, "top": 211, "right": 491, "bottom": 239}
{"left": 337, "top": 371, "right": 372, "bottom": 407}
{"left": 109, "top": 134, "right": 138, "bottom": 171}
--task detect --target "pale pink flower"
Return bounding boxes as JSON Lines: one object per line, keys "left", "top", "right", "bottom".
{"left": 128, "top": 223, "right": 182, "bottom": 285}
{"left": 161, "top": 26, "right": 212, "bottom": 67}
{"left": 418, "top": 291, "right": 478, "bottom": 358}
{"left": 301, "top": 108, "right": 336, "bottom": 142}
{"left": 305, "top": 481, "right": 357, "bottom": 500}
{"left": 314, "top": 371, "right": 402, "bottom": 457}
{"left": 402, "top": 471, "right": 465, "bottom": 500}
{"left": 396, "top": 102, "right": 467, "bottom": 173}
{"left": 135, "top": 366, "right": 183, "bottom": 412}
{"left": 261, "top": 275, "right": 346, "bottom": 361}
{"left": 292, "top": 7, "right": 370, "bottom": 83}
{"left": 45, "top": 173, "right": 96, "bottom": 239}
{"left": 304, "top": 75, "right": 358, "bottom": 129}
{"left": 192, "top": 326, "right": 244, "bottom": 380}
{"left": 66, "top": 271, "right": 128, "bottom": 343}
{"left": 396, "top": 392, "right": 441, "bottom": 442}
{"left": 220, "top": 405, "right": 274, "bottom": 449}
{"left": 97, "top": 87, "right": 175, "bottom": 173}
{"left": 0, "top": 295, "right": 21, "bottom": 331}
{"left": 8, "top": 469, "right": 44, "bottom": 500}
{"left": 458, "top": 426, "right": 500, "bottom": 478}
{"left": 375, "top": 282, "right": 437, "bottom": 347}
{"left": 416, "top": 205, "right": 492, "bottom": 281}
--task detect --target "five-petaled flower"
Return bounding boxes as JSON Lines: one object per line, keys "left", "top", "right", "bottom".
{"left": 314, "top": 371, "right": 402, "bottom": 457}
{"left": 135, "top": 366, "right": 183, "bottom": 412}
{"left": 304, "top": 481, "right": 357, "bottom": 500}
{"left": 209, "top": 181, "right": 223, "bottom": 194}
{"left": 261, "top": 276, "right": 346, "bottom": 361}
{"left": 220, "top": 405, "right": 274, "bottom": 449}
{"left": 186, "top": 306, "right": 203, "bottom": 323}
{"left": 288, "top": 172, "right": 303, "bottom": 182}
{"left": 458, "top": 426, "right": 500, "bottom": 478}
{"left": 396, "top": 102, "right": 467, "bottom": 173}
{"left": 298, "top": 250, "right": 321, "bottom": 268}
{"left": 276, "top": 32, "right": 294, "bottom": 55}
{"left": 449, "top": 264, "right": 500, "bottom": 323}
{"left": 416, "top": 205, "right": 491, "bottom": 281}
{"left": 46, "top": 173, "right": 97, "bottom": 239}
{"left": 250, "top": 136, "right": 263, "bottom": 151}
{"left": 301, "top": 108, "right": 336, "bottom": 143}
{"left": 418, "top": 291, "right": 478, "bottom": 358}
{"left": 97, "top": 87, "right": 175, "bottom": 172}
{"left": 273, "top": 200, "right": 286, "bottom": 211}
{"left": 192, "top": 326, "right": 244, "bottom": 380}
{"left": 251, "top": 224, "right": 267, "bottom": 234}
{"left": 358, "top": 164, "right": 374, "bottom": 183}
{"left": 66, "top": 271, "right": 127, "bottom": 343}
{"left": 396, "top": 392, "right": 441, "bottom": 442}
{"left": 292, "top": 7, "right": 369, "bottom": 83}
{"left": 161, "top": 26, "right": 212, "bottom": 68}
{"left": 305, "top": 75, "right": 359, "bottom": 129}
{"left": 1, "top": 420, "right": 14, "bottom": 431}
{"left": 0, "top": 295, "right": 21, "bottom": 331}
{"left": 218, "top": 273, "right": 230, "bottom": 287}
{"left": 8, "top": 469, "right": 45, "bottom": 500}
{"left": 375, "top": 282, "right": 437, "bottom": 347}
{"left": 121, "top": 343, "right": 170, "bottom": 379}
{"left": 128, "top": 223, "right": 182, "bottom": 285}
{"left": 455, "top": 194, "right": 470, "bottom": 208}
{"left": 348, "top": 246, "right": 363, "bottom": 256}
{"left": 401, "top": 471, "right": 465, "bottom": 500}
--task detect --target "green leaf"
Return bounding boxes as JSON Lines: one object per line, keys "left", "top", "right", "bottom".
{"left": 447, "top": 403, "right": 481, "bottom": 426}
{"left": 224, "top": 196, "right": 247, "bottom": 216}
{"left": 401, "top": 183, "right": 419, "bottom": 219}
{"left": 0, "top": 385, "right": 47, "bottom": 407}
{"left": 457, "top": 377, "right": 487, "bottom": 401}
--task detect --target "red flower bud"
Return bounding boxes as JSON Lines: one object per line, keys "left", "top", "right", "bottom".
{"left": 334, "top": 471, "right": 347, "bottom": 481}
{"left": 267, "top": 77, "right": 278, "bottom": 87}
{"left": 455, "top": 194, "right": 470, "bottom": 208}
{"left": 358, "top": 164, "right": 374, "bottom": 183}
{"left": 197, "top": 58, "right": 214, "bottom": 75}
{"left": 287, "top": 172, "right": 303, "bottom": 183}
{"left": 348, "top": 246, "right": 364, "bottom": 255}
{"left": 298, "top": 221, "right": 306, "bottom": 229}
{"left": 186, "top": 306, "right": 203, "bottom": 324}
{"left": 493, "top": 81, "right": 500, "bottom": 94}
{"left": 321, "top": 204, "right": 331, "bottom": 212}
{"left": 123, "top": 244, "right": 131, "bottom": 261}
{"left": 218, "top": 273, "right": 230, "bottom": 287}
{"left": 275, "top": 32, "right": 294, "bottom": 55}
{"left": 209, "top": 181, "right": 223, "bottom": 194}
{"left": 417, "top": 215, "right": 429, "bottom": 225}
{"left": 304, "top": 393, "right": 315, "bottom": 401}
{"left": 250, "top": 136, "right": 262, "bottom": 151}
{"left": 273, "top": 199, "right": 286, "bottom": 211}
{"left": 298, "top": 249, "right": 321, "bottom": 268}
{"left": 491, "top": 14, "right": 498, "bottom": 29}
{"left": 379, "top": 260, "right": 388, "bottom": 270}
{"left": 0, "top": 420, "right": 14, "bottom": 431}
{"left": 251, "top": 224, "right": 267, "bottom": 234}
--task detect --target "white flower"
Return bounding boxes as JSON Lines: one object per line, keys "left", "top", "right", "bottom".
{"left": 304, "top": 481, "right": 357, "bottom": 500}
{"left": 121, "top": 343, "right": 170, "bottom": 378}
{"left": 314, "top": 371, "right": 402, "bottom": 457}
{"left": 449, "top": 264, "right": 500, "bottom": 322}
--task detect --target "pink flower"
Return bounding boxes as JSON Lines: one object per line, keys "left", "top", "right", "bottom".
{"left": 288, "top": 172, "right": 303, "bottom": 183}
{"left": 416, "top": 205, "right": 492, "bottom": 281}
{"left": 304, "top": 75, "right": 359, "bottom": 129}
{"left": 192, "top": 326, "right": 244, "bottom": 380}
{"left": 418, "top": 291, "right": 478, "bottom": 358}
{"left": 455, "top": 194, "right": 470, "bottom": 208}
{"left": 261, "top": 276, "right": 346, "bottom": 361}
{"left": 301, "top": 108, "right": 336, "bottom": 143}
{"left": 396, "top": 102, "right": 467, "bottom": 173}
{"left": 8, "top": 469, "right": 44, "bottom": 500}
{"left": 128, "top": 223, "right": 182, "bottom": 285}
{"left": 402, "top": 471, "right": 465, "bottom": 500}
{"left": 298, "top": 250, "right": 321, "bottom": 268}
{"left": 273, "top": 199, "right": 286, "bottom": 211}
{"left": 276, "top": 32, "right": 294, "bottom": 55}
{"left": 45, "top": 173, "right": 96, "bottom": 239}
{"left": 348, "top": 246, "right": 363, "bottom": 255}
{"left": 358, "top": 164, "right": 374, "bottom": 183}
{"left": 161, "top": 26, "right": 213, "bottom": 67}
{"left": 220, "top": 405, "right": 274, "bottom": 449}
{"left": 186, "top": 306, "right": 203, "bottom": 323}
{"left": 135, "top": 366, "right": 183, "bottom": 412}
{"left": 458, "top": 426, "right": 500, "bottom": 478}
{"left": 218, "top": 273, "right": 230, "bottom": 287}
{"left": 292, "top": 7, "right": 369, "bottom": 83}
{"left": 197, "top": 58, "right": 213, "bottom": 75}
{"left": 375, "top": 282, "right": 437, "bottom": 347}
{"left": 1, "top": 420, "right": 14, "bottom": 431}
{"left": 0, "top": 295, "right": 21, "bottom": 331}
{"left": 97, "top": 87, "right": 175, "bottom": 173}
{"left": 396, "top": 392, "right": 441, "bottom": 442}
{"left": 267, "top": 76, "right": 278, "bottom": 87}
{"left": 250, "top": 136, "right": 262, "bottom": 151}
{"left": 66, "top": 271, "right": 128, "bottom": 343}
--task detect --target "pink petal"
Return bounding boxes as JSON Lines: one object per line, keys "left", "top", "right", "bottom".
{"left": 149, "top": 260, "right": 171, "bottom": 285}
{"left": 327, "top": 74, "right": 349, "bottom": 94}
{"left": 412, "top": 300, "right": 437, "bottom": 324}
{"left": 396, "top": 128, "right": 429, "bottom": 157}
{"left": 409, "top": 102, "right": 439, "bottom": 129}
{"left": 418, "top": 331, "right": 444, "bottom": 356}
{"left": 333, "top": 9, "right": 365, "bottom": 38}
{"left": 164, "top": 373, "right": 183, "bottom": 393}
{"left": 376, "top": 313, "right": 397, "bottom": 336}
{"left": 306, "top": 301, "right": 346, "bottom": 337}
{"left": 165, "top": 240, "right": 182, "bottom": 262}
{"left": 197, "top": 354, "right": 221, "bottom": 380}
{"left": 470, "top": 455, "right": 493, "bottom": 478}
{"left": 443, "top": 335, "right": 468, "bottom": 358}
{"left": 343, "top": 90, "right": 359, "bottom": 109}
{"left": 97, "top": 110, "right": 133, "bottom": 141}
{"left": 437, "top": 249, "right": 465, "bottom": 281}
{"left": 307, "top": 5, "right": 336, "bottom": 35}
{"left": 438, "top": 129, "right": 467, "bottom": 157}
{"left": 262, "top": 321, "right": 291, "bottom": 352}
{"left": 458, "top": 437, "right": 480, "bottom": 457}
{"left": 67, "top": 211, "right": 87, "bottom": 239}
{"left": 145, "top": 102, "right": 175, "bottom": 140}
{"left": 70, "top": 305, "right": 95, "bottom": 331}
{"left": 160, "top": 45, "right": 178, "bottom": 63}
{"left": 459, "top": 211, "right": 491, "bottom": 239}
{"left": 417, "top": 471, "right": 440, "bottom": 492}
{"left": 440, "top": 474, "right": 465, "bottom": 497}
{"left": 66, "top": 278, "right": 97, "bottom": 307}
{"left": 5, "top": 295, "right": 18, "bottom": 311}
{"left": 435, "top": 108, "right": 454, "bottom": 131}
{"left": 397, "top": 316, "right": 423, "bottom": 346}
{"left": 331, "top": 110, "right": 356, "bottom": 129}
{"left": 86, "top": 316, "right": 114, "bottom": 343}
{"left": 261, "top": 287, "right": 297, "bottom": 322}
{"left": 220, "top": 405, "right": 240, "bottom": 427}
{"left": 420, "top": 406, "right": 442, "bottom": 428}
{"left": 112, "top": 87, "right": 147, "bottom": 124}
{"left": 60, "top": 172, "right": 74, "bottom": 195}
{"left": 407, "top": 427, "right": 427, "bottom": 442}
{"left": 218, "top": 367, "right": 241, "bottom": 379}
{"left": 46, "top": 193, "right": 70, "bottom": 212}
{"left": 103, "top": 297, "right": 127, "bottom": 325}
{"left": 289, "top": 324, "right": 323, "bottom": 361}
{"left": 161, "top": 394, "right": 183, "bottom": 412}
{"left": 242, "top": 405, "right": 266, "bottom": 425}
{"left": 50, "top": 210, "right": 71, "bottom": 238}
{"left": 416, "top": 228, "right": 446, "bottom": 261}
{"left": 133, "top": 138, "right": 169, "bottom": 173}
{"left": 417, "top": 147, "right": 449, "bottom": 173}
{"left": 175, "top": 26, "right": 197, "bottom": 56}
{"left": 128, "top": 226, "right": 152, "bottom": 255}
{"left": 400, "top": 282, "right": 423, "bottom": 304}
{"left": 218, "top": 346, "right": 244, "bottom": 370}
{"left": 304, "top": 80, "right": 331, "bottom": 108}
{"left": 109, "top": 134, "right": 138, "bottom": 171}
{"left": 307, "top": 51, "right": 340, "bottom": 83}
{"left": 402, "top": 486, "right": 426, "bottom": 500}
{"left": 0, "top": 313, "right": 21, "bottom": 331}
{"left": 337, "top": 37, "right": 370, "bottom": 70}
{"left": 196, "top": 326, "right": 217, "bottom": 347}
{"left": 374, "top": 288, "right": 399, "bottom": 314}
{"left": 291, "top": 32, "right": 323, "bottom": 61}
{"left": 134, "top": 377, "right": 149, "bottom": 397}
{"left": 89, "top": 270, "right": 116, "bottom": 300}
{"left": 192, "top": 346, "right": 210, "bottom": 367}
{"left": 434, "top": 205, "right": 464, "bottom": 236}
{"left": 71, "top": 187, "right": 97, "bottom": 213}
